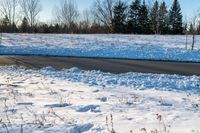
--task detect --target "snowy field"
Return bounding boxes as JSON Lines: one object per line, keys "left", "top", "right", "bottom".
{"left": 0, "top": 34, "right": 200, "bottom": 132}
{"left": 0, "top": 34, "right": 200, "bottom": 62}
{"left": 0, "top": 66, "right": 200, "bottom": 133}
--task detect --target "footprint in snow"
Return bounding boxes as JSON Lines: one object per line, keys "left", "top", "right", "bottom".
{"left": 30, "top": 82, "right": 39, "bottom": 84}
{"left": 0, "top": 97, "right": 8, "bottom": 101}
{"left": 60, "top": 89, "right": 68, "bottom": 92}
{"left": 7, "top": 84, "right": 20, "bottom": 88}
{"left": 23, "top": 93, "right": 34, "bottom": 97}
{"left": 45, "top": 103, "right": 71, "bottom": 108}
{"left": 12, "top": 81, "right": 24, "bottom": 84}
{"left": 159, "top": 102, "right": 173, "bottom": 107}
{"left": 68, "top": 123, "right": 94, "bottom": 133}
{"left": 97, "top": 97, "right": 107, "bottom": 102}
{"left": 76, "top": 105, "right": 101, "bottom": 113}
{"left": 4, "top": 108, "right": 17, "bottom": 114}
{"left": 17, "top": 102, "right": 33, "bottom": 106}
{"left": 93, "top": 90, "right": 100, "bottom": 93}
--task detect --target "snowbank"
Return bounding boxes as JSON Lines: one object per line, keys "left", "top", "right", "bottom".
{"left": 0, "top": 66, "right": 199, "bottom": 132}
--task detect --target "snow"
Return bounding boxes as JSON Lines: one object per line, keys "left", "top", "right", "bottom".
{"left": 0, "top": 33, "right": 200, "bottom": 132}
{"left": 0, "top": 34, "right": 200, "bottom": 62}
{"left": 0, "top": 66, "right": 200, "bottom": 133}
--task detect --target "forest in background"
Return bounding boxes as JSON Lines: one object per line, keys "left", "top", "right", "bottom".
{"left": 0, "top": 0, "right": 200, "bottom": 34}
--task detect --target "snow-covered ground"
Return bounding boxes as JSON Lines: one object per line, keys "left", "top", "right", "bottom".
{"left": 0, "top": 66, "right": 200, "bottom": 133}
{"left": 0, "top": 34, "right": 200, "bottom": 132}
{"left": 0, "top": 34, "right": 200, "bottom": 62}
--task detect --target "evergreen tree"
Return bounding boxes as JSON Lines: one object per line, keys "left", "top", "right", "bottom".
{"left": 138, "top": 0, "right": 151, "bottom": 34}
{"left": 2, "top": 15, "right": 10, "bottom": 32}
{"left": 127, "top": 0, "right": 141, "bottom": 33}
{"left": 169, "top": 0, "right": 183, "bottom": 34}
{"left": 12, "top": 23, "right": 18, "bottom": 33}
{"left": 48, "top": 24, "right": 55, "bottom": 33}
{"left": 41, "top": 24, "right": 50, "bottom": 33}
{"left": 159, "top": 1, "right": 169, "bottom": 34}
{"left": 112, "top": 0, "right": 127, "bottom": 33}
{"left": 150, "top": 0, "right": 159, "bottom": 34}
{"left": 20, "top": 17, "right": 29, "bottom": 33}
{"left": 54, "top": 24, "right": 61, "bottom": 33}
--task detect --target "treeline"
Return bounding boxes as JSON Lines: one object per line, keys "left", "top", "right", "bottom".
{"left": 0, "top": 0, "right": 200, "bottom": 34}
{"left": 1, "top": 16, "right": 108, "bottom": 34}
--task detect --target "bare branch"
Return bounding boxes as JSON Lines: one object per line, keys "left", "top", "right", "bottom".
{"left": 55, "top": 0, "right": 79, "bottom": 27}
{"left": 20, "top": 0, "right": 42, "bottom": 28}
{"left": 92, "top": 0, "right": 116, "bottom": 30}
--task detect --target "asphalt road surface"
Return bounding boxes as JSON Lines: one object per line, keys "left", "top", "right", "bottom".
{"left": 0, "top": 56, "right": 200, "bottom": 76}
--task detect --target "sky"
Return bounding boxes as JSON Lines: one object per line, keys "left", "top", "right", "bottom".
{"left": 40, "top": 0, "right": 93, "bottom": 22}
{"left": 40, "top": 0, "right": 200, "bottom": 22}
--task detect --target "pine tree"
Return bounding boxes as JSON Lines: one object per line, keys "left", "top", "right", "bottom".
{"left": 2, "top": 15, "right": 10, "bottom": 32}
{"left": 112, "top": 0, "right": 127, "bottom": 33}
{"left": 138, "top": 0, "right": 151, "bottom": 34}
{"left": 159, "top": 1, "right": 169, "bottom": 34}
{"left": 12, "top": 23, "right": 18, "bottom": 33}
{"left": 169, "top": 0, "right": 183, "bottom": 34}
{"left": 41, "top": 24, "right": 50, "bottom": 33}
{"left": 54, "top": 24, "right": 61, "bottom": 33}
{"left": 127, "top": 0, "right": 141, "bottom": 34}
{"left": 150, "top": 0, "right": 159, "bottom": 34}
{"left": 20, "top": 17, "right": 29, "bottom": 33}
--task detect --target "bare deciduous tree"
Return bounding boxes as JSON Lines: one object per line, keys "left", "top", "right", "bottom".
{"left": 190, "top": 10, "right": 200, "bottom": 50}
{"left": 82, "top": 9, "right": 90, "bottom": 26}
{"left": 0, "top": 0, "right": 12, "bottom": 24}
{"left": 92, "top": 0, "right": 116, "bottom": 32}
{"left": 80, "top": 9, "right": 91, "bottom": 31}
{"left": 0, "top": 24, "right": 2, "bottom": 45}
{"left": 52, "top": 5, "right": 62, "bottom": 25}
{"left": 183, "top": 16, "right": 188, "bottom": 50}
{"left": 0, "top": 0, "right": 19, "bottom": 30}
{"left": 55, "top": 0, "right": 79, "bottom": 27}
{"left": 0, "top": 13, "right": 2, "bottom": 44}
{"left": 20, "top": 0, "right": 42, "bottom": 28}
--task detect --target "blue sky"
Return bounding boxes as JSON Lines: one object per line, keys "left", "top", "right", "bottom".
{"left": 40, "top": 0, "right": 200, "bottom": 22}
{"left": 40, "top": 0, "right": 93, "bottom": 21}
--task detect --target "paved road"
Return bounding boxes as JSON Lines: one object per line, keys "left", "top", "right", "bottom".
{"left": 0, "top": 56, "right": 200, "bottom": 75}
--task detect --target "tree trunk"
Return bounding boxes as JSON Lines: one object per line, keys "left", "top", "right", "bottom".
{"left": 0, "top": 32, "right": 2, "bottom": 45}
{"left": 185, "top": 34, "right": 188, "bottom": 50}
{"left": 192, "top": 34, "right": 195, "bottom": 50}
